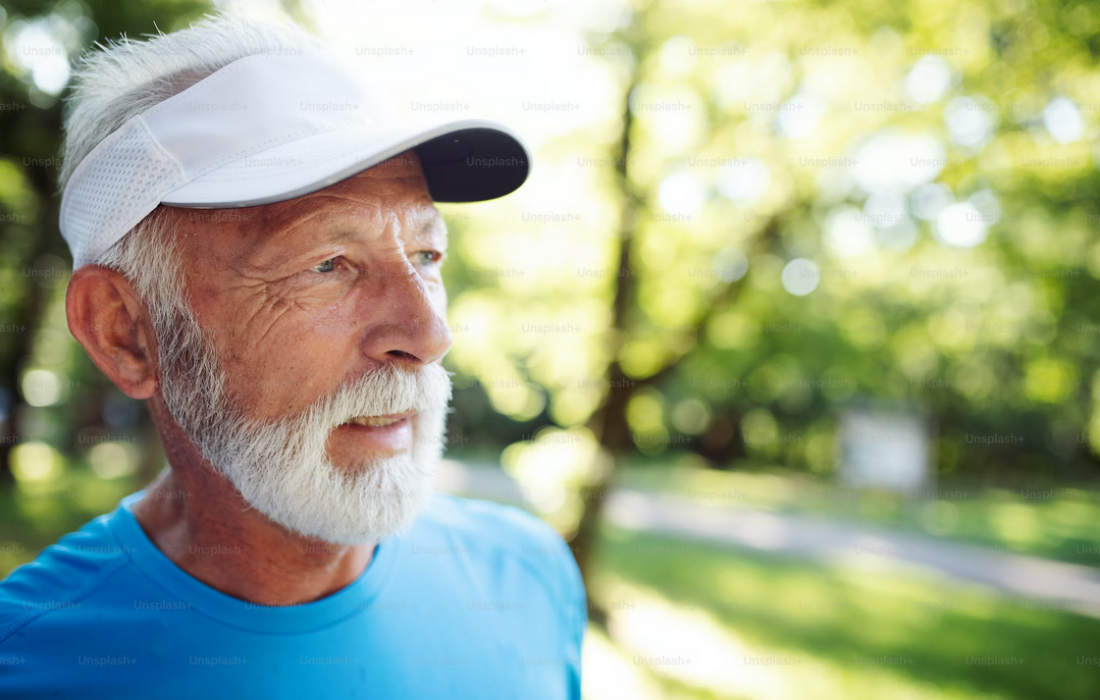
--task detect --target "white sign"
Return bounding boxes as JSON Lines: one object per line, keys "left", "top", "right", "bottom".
{"left": 838, "top": 405, "right": 931, "bottom": 494}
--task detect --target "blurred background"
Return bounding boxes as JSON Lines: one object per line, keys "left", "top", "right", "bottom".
{"left": 3, "top": 0, "right": 1100, "bottom": 697}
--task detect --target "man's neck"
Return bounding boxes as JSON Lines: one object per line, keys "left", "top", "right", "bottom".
{"left": 131, "top": 464, "right": 374, "bottom": 607}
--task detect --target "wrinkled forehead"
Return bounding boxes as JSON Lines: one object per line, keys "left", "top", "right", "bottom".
{"left": 253, "top": 175, "right": 445, "bottom": 242}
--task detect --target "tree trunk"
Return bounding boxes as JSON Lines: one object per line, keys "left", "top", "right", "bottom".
{"left": 568, "top": 67, "right": 643, "bottom": 628}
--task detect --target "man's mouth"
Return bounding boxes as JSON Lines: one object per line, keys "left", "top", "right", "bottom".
{"left": 331, "top": 410, "right": 417, "bottom": 456}
{"left": 341, "top": 410, "right": 416, "bottom": 428}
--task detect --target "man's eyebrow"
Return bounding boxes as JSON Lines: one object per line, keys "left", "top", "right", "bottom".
{"left": 324, "top": 228, "right": 362, "bottom": 243}
{"left": 410, "top": 209, "right": 449, "bottom": 241}
{"left": 286, "top": 208, "right": 447, "bottom": 253}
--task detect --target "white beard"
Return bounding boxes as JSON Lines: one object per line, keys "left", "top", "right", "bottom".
{"left": 154, "top": 295, "right": 453, "bottom": 545}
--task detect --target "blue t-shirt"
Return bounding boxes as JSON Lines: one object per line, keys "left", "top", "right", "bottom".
{"left": 0, "top": 491, "right": 585, "bottom": 698}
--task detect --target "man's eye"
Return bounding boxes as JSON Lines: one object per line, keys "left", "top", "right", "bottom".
{"left": 414, "top": 251, "right": 443, "bottom": 266}
{"left": 312, "top": 258, "right": 338, "bottom": 273}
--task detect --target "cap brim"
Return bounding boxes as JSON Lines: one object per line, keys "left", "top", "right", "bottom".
{"left": 159, "top": 118, "right": 530, "bottom": 208}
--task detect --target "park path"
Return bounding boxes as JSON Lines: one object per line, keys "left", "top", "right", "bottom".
{"left": 436, "top": 460, "right": 1100, "bottom": 619}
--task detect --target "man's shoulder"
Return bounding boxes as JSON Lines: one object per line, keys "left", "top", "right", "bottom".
{"left": 0, "top": 509, "right": 131, "bottom": 646}
{"left": 414, "top": 492, "right": 563, "bottom": 550}
{"left": 410, "top": 493, "right": 583, "bottom": 589}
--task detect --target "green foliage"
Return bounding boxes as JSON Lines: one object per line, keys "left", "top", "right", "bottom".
{"left": 437, "top": 0, "right": 1100, "bottom": 484}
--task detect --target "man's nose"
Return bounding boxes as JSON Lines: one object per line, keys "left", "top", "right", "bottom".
{"left": 358, "top": 262, "right": 453, "bottom": 368}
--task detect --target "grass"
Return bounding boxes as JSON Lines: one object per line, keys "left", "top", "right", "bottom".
{"left": 589, "top": 525, "right": 1100, "bottom": 700}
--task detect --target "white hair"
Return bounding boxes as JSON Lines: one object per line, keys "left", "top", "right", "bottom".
{"left": 59, "top": 12, "right": 323, "bottom": 193}
{"left": 61, "top": 11, "right": 323, "bottom": 295}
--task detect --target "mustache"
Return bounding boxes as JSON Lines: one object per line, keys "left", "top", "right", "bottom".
{"left": 295, "top": 362, "right": 454, "bottom": 430}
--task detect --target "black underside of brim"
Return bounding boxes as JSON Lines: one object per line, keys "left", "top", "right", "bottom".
{"left": 414, "top": 128, "right": 530, "bottom": 203}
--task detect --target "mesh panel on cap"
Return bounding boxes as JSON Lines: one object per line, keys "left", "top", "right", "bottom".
{"left": 61, "top": 116, "right": 186, "bottom": 269}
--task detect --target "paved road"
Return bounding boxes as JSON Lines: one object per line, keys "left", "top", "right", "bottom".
{"left": 436, "top": 460, "right": 1100, "bottom": 619}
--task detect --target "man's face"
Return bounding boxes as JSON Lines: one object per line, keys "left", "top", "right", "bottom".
{"left": 154, "top": 151, "right": 455, "bottom": 544}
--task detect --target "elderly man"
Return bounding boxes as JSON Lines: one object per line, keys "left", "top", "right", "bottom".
{"left": 0, "top": 13, "right": 584, "bottom": 699}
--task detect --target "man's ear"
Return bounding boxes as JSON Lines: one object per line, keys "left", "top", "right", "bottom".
{"left": 66, "top": 265, "right": 159, "bottom": 400}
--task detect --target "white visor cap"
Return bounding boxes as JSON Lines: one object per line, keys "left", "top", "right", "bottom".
{"left": 59, "top": 48, "right": 531, "bottom": 269}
